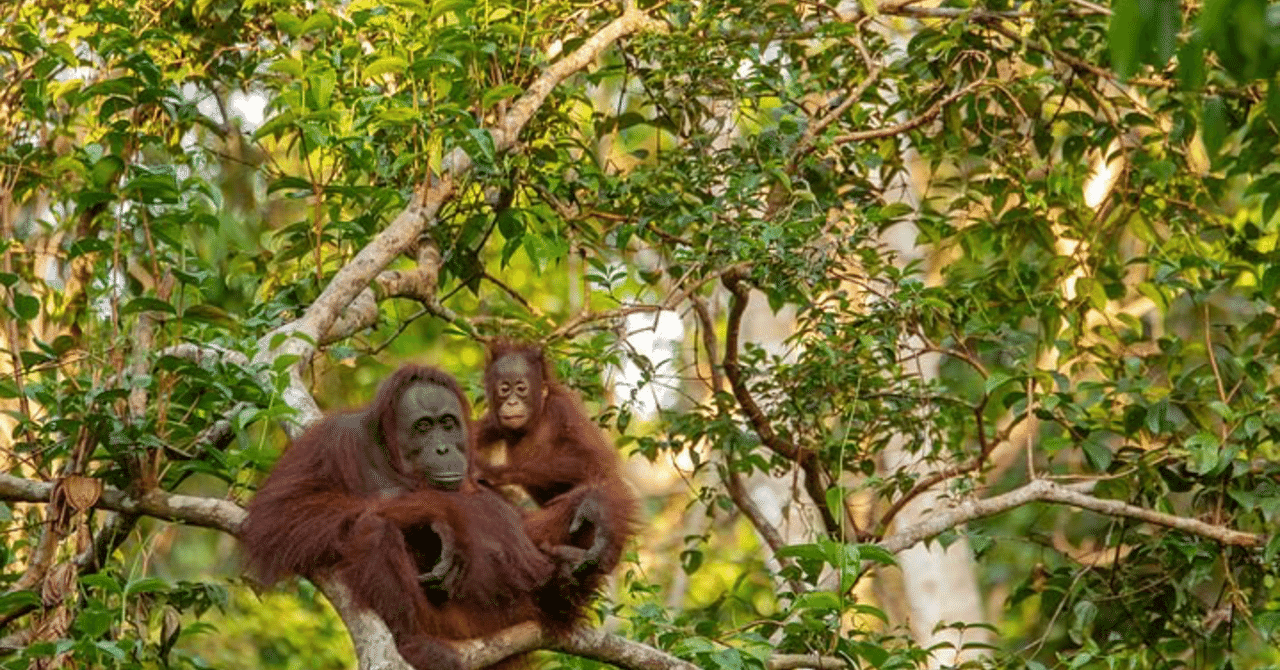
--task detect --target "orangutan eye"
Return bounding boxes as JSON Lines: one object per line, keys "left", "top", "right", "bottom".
{"left": 414, "top": 418, "right": 433, "bottom": 433}
{"left": 439, "top": 415, "right": 458, "bottom": 430}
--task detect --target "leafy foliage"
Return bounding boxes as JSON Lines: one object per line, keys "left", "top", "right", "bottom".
{"left": 1, "top": 0, "right": 1278, "bottom": 668}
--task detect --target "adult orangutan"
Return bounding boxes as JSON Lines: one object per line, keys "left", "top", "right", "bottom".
{"left": 239, "top": 364, "right": 596, "bottom": 670}
{"left": 475, "top": 341, "right": 639, "bottom": 620}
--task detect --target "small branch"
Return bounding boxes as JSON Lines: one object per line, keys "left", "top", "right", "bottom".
{"left": 720, "top": 272, "right": 801, "bottom": 462}
{"left": 690, "top": 296, "right": 723, "bottom": 394}
{"left": 160, "top": 343, "right": 250, "bottom": 368}
{"left": 546, "top": 625, "right": 699, "bottom": 670}
{"left": 878, "top": 3, "right": 1027, "bottom": 21}
{"left": 791, "top": 24, "right": 882, "bottom": 170}
{"left": 832, "top": 77, "right": 989, "bottom": 145}
{"left": 549, "top": 304, "right": 664, "bottom": 342}
{"left": 877, "top": 399, "right": 996, "bottom": 533}
{"left": 879, "top": 479, "right": 1264, "bottom": 554}
{"left": 768, "top": 655, "right": 848, "bottom": 670}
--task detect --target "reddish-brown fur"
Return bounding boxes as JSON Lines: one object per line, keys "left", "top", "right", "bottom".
{"left": 239, "top": 364, "right": 587, "bottom": 670}
{"left": 475, "top": 342, "right": 640, "bottom": 623}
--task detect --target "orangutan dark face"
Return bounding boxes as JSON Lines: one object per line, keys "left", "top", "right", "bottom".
{"left": 396, "top": 382, "right": 467, "bottom": 490}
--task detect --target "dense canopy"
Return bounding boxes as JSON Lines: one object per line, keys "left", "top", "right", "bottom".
{"left": 1, "top": 0, "right": 1278, "bottom": 668}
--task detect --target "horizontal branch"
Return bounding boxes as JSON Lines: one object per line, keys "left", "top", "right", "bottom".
{"left": 0, "top": 474, "right": 245, "bottom": 534}
{"left": 769, "top": 655, "right": 848, "bottom": 670}
{"left": 880, "top": 478, "right": 1265, "bottom": 554}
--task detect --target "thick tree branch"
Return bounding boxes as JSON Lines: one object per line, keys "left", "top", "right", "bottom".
{"left": 0, "top": 474, "right": 246, "bottom": 534}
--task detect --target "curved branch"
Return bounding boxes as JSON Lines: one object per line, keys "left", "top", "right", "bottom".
{"left": 721, "top": 272, "right": 846, "bottom": 540}
{"left": 721, "top": 273, "right": 800, "bottom": 462}
{"left": 880, "top": 478, "right": 1265, "bottom": 554}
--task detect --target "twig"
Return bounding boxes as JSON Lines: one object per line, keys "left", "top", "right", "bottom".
{"left": 832, "top": 77, "right": 989, "bottom": 145}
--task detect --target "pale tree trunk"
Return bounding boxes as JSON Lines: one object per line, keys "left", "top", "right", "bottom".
{"left": 877, "top": 215, "right": 991, "bottom": 666}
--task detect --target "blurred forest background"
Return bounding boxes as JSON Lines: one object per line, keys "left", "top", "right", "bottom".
{"left": 1, "top": 0, "right": 1279, "bottom": 668}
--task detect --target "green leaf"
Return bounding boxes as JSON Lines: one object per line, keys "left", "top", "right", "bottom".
{"left": 270, "top": 58, "right": 304, "bottom": 78}
{"left": 300, "top": 11, "right": 336, "bottom": 35}
{"left": 679, "top": 548, "right": 702, "bottom": 574}
{"left": 94, "top": 640, "right": 126, "bottom": 661}
{"left": 378, "top": 106, "right": 418, "bottom": 123}
{"left": 852, "top": 543, "right": 896, "bottom": 566}
{"left": 429, "top": 0, "right": 472, "bottom": 22}
{"left": 0, "top": 589, "right": 39, "bottom": 611}
{"left": 12, "top": 292, "right": 39, "bottom": 320}
{"left": 711, "top": 648, "right": 745, "bottom": 670}
{"left": 482, "top": 83, "right": 523, "bottom": 109}
{"left": 308, "top": 69, "right": 336, "bottom": 110}
{"left": 466, "top": 128, "right": 496, "bottom": 163}
{"left": 1148, "top": 0, "right": 1181, "bottom": 66}
{"left": 75, "top": 609, "right": 114, "bottom": 638}
{"left": 1108, "top": 0, "right": 1141, "bottom": 79}
{"left": 80, "top": 573, "right": 123, "bottom": 594}
{"left": 121, "top": 297, "right": 177, "bottom": 316}
{"left": 366, "top": 56, "right": 408, "bottom": 79}
{"left": 792, "top": 591, "right": 842, "bottom": 612}
{"left": 125, "top": 577, "right": 169, "bottom": 596}
{"left": 983, "top": 370, "right": 1012, "bottom": 396}
{"left": 273, "top": 11, "right": 303, "bottom": 36}
{"left": 497, "top": 208, "right": 524, "bottom": 239}
{"left": 1081, "top": 433, "right": 1113, "bottom": 472}
{"left": 1201, "top": 95, "right": 1226, "bottom": 159}
{"left": 90, "top": 155, "right": 124, "bottom": 188}
{"left": 1186, "top": 431, "right": 1221, "bottom": 474}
